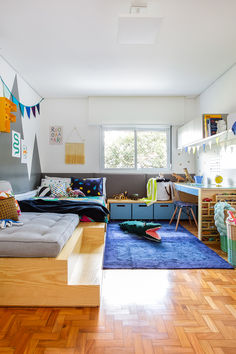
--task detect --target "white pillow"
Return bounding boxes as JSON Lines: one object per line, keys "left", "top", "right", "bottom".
{"left": 45, "top": 176, "right": 71, "bottom": 188}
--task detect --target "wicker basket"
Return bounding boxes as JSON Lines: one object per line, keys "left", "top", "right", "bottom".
{"left": 226, "top": 215, "right": 236, "bottom": 266}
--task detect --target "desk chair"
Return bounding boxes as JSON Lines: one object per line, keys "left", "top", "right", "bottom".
{"left": 169, "top": 185, "right": 198, "bottom": 231}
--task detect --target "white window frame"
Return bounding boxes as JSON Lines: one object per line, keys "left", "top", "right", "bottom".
{"left": 100, "top": 125, "right": 172, "bottom": 172}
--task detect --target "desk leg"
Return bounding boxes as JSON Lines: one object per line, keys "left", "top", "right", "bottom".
{"left": 198, "top": 189, "right": 202, "bottom": 241}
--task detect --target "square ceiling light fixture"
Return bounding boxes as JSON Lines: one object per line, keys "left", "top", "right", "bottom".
{"left": 118, "top": 14, "right": 162, "bottom": 45}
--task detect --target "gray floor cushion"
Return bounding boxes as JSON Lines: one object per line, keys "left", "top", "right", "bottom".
{"left": 0, "top": 212, "right": 79, "bottom": 257}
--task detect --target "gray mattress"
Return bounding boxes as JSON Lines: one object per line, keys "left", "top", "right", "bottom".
{"left": 0, "top": 212, "right": 79, "bottom": 257}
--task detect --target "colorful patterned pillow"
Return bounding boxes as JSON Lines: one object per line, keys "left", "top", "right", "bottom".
{"left": 0, "top": 190, "right": 21, "bottom": 215}
{"left": 0, "top": 197, "right": 19, "bottom": 221}
{"left": 71, "top": 177, "right": 103, "bottom": 196}
{"left": 50, "top": 182, "right": 67, "bottom": 198}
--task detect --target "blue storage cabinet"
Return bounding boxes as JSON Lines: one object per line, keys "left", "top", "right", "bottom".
{"left": 153, "top": 203, "right": 175, "bottom": 220}
{"left": 132, "top": 203, "right": 153, "bottom": 220}
{"left": 110, "top": 203, "right": 132, "bottom": 220}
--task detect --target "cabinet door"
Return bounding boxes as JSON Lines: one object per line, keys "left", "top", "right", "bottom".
{"left": 153, "top": 203, "right": 175, "bottom": 220}
{"left": 110, "top": 203, "right": 132, "bottom": 220}
{"left": 132, "top": 204, "right": 153, "bottom": 220}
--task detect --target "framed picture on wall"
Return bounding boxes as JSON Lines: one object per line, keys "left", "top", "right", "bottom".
{"left": 49, "top": 126, "right": 63, "bottom": 145}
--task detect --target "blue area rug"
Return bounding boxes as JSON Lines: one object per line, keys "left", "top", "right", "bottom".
{"left": 103, "top": 222, "right": 233, "bottom": 269}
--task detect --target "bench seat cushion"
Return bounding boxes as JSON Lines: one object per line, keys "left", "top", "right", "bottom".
{"left": 0, "top": 212, "right": 79, "bottom": 257}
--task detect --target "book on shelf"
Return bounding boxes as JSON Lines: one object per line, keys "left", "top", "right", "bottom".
{"left": 203, "top": 114, "right": 226, "bottom": 137}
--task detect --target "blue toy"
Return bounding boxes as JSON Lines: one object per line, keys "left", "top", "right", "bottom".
{"left": 0, "top": 219, "right": 23, "bottom": 229}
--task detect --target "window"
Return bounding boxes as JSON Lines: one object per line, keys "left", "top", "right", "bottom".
{"left": 101, "top": 126, "right": 171, "bottom": 171}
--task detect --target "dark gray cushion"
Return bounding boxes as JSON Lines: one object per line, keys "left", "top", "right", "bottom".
{"left": 0, "top": 212, "right": 79, "bottom": 257}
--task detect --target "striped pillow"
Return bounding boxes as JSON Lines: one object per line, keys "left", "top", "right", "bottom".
{"left": 37, "top": 186, "right": 51, "bottom": 197}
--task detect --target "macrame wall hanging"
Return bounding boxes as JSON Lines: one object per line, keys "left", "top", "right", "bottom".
{"left": 65, "top": 127, "right": 85, "bottom": 164}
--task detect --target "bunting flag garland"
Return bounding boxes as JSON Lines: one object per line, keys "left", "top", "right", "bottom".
{"left": 0, "top": 75, "right": 43, "bottom": 119}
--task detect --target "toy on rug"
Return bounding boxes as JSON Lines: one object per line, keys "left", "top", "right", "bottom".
{"left": 214, "top": 202, "right": 235, "bottom": 252}
{"left": 119, "top": 221, "right": 162, "bottom": 242}
{"left": 66, "top": 187, "right": 85, "bottom": 197}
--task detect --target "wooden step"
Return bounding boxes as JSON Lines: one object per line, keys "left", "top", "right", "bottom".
{"left": 0, "top": 223, "right": 106, "bottom": 307}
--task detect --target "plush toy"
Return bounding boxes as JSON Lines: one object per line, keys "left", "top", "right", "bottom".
{"left": 119, "top": 221, "right": 162, "bottom": 242}
{"left": 0, "top": 219, "right": 23, "bottom": 229}
{"left": 227, "top": 210, "right": 236, "bottom": 226}
{"left": 214, "top": 202, "right": 235, "bottom": 252}
{"left": 172, "top": 173, "right": 185, "bottom": 183}
{"left": 66, "top": 187, "right": 85, "bottom": 198}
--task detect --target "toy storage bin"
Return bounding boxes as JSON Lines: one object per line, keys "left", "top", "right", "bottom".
{"left": 227, "top": 220, "right": 236, "bottom": 266}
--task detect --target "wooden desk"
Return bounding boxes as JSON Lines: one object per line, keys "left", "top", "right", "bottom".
{"left": 174, "top": 183, "right": 236, "bottom": 242}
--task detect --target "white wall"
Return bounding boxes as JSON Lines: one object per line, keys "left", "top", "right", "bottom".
{"left": 39, "top": 97, "right": 196, "bottom": 174}
{"left": 39, "top": 98, "right": 100, "bottom": 173}
{"left": 195, "top": 64, "right": 236, "bottom": 184}
{"left": 199, "top": 64, "right": 236, "bottom": 115}
{"left": 88, "top": 96, "right": 193, "bottom": 125}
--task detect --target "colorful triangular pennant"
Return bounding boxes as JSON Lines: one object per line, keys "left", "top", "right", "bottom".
{"left": 31, "top": 106, "right": 36, "bottom": 117}
{"left": 36, "top": 103, "right": 40, "bottom": 114}
{"left": 12, "top": 95, "right": 18, "bottom": 107}
{"left": 26, "top": 106, "right": 31, "bottom": 119}
{"left": 19, "top": 103, "right": 25, "bottom": 117}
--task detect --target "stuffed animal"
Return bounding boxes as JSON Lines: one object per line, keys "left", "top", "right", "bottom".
{"left": 172, "top": 173, "right": 185, "bottom": 183}
{"left": 66, "top": 187, "right": 85, "bottom": 198}
{"left": 119, "top": 221, "right": 162, "bottom": 242}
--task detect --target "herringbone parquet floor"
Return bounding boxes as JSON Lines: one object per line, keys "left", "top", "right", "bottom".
{"left": 0, "top": 223, "right": 235, "bottom": 354}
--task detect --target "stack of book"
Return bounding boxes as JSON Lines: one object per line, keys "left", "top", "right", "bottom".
{"left": 203, "top": 114, "right": 226, "bottom": 137}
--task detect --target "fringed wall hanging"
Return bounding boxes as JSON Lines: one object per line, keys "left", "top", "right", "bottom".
{"left": 65, "top": 127, "right": 85, "bottom": 164}
{"left": 0, "top": 75, "right": 43, "bottom": 119}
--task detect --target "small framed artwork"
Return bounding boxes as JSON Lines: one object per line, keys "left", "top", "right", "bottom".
{"left": 21, "top": 140, "right": 28, "bottom": 164}
{"left": 49, "top": 126, "right": 63, "bottom": 145}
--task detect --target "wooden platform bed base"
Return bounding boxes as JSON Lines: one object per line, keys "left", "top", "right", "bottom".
{"left": 0, "top": 222, "right": 106, "bottom": 307}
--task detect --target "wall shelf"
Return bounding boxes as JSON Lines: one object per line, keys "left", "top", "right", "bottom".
{"left": 177, "top": 129, "right": 235, "bottom": 150}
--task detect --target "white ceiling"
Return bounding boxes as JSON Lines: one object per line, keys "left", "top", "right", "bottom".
{"left": 1, "top": 0, "right": 236, "bottom": 98}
